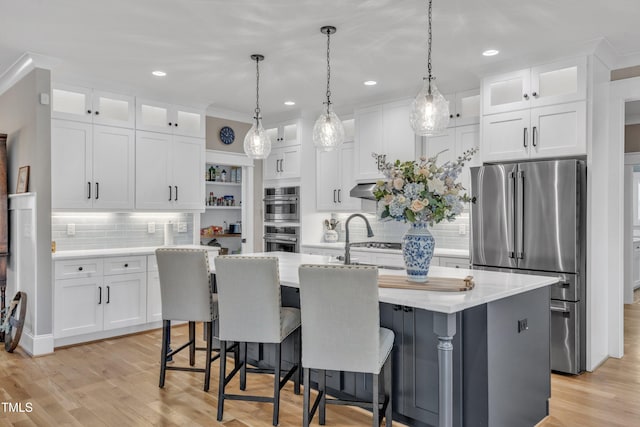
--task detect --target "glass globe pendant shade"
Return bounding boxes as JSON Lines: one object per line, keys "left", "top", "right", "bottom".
{"left": 409, "top": 79, "right": 450, "bottom": 136}
{"left": 313, "top": 108, "right": 345, "bottom": 152}
{"left": 243, "top": 119, "right": 272, "bottom": 159}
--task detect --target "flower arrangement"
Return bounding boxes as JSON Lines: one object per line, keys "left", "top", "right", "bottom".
{"left": 373, "top": 148, "right": 477, "bottom": 225}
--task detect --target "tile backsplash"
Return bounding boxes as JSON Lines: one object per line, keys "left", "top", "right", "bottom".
{"left": 324, "top": 212, "right": 470, "bottom": 251}
{"left": 52, "top": 213, "right": 194, "bottom": 251}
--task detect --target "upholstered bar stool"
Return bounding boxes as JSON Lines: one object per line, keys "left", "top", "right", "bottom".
{"left": 214, "top": 256, "right": 301, "bottom": 426}
{"left": 298, "top": 264, "right": 394, "bottom": 427}
{"left": 155, "top": 248, "right": 235, "bottom": 392}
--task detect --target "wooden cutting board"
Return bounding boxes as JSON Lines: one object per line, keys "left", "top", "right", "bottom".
{"left": 378, "top": 275, "right": 474, "bottom": 292}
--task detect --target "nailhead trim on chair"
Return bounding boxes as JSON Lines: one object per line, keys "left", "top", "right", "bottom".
{"left": 299, "top": 264, "right": 378, "bottom": 271}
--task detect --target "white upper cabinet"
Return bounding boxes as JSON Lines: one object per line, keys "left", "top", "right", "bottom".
{"left": 135, "top": 130, "right": 204, "bottom": 210}
{"left": 452, "top": 89, "right": 481, "bottom": 127}
{"left": 136, "top": 98, "right": 205, "bottom": 138}
{"left": 51, "top": 120, "right": 135, "bottom": 210}
{"left": 317, "top": 140, "right": 361, "bottom": 211}
{"left": 354, "top": 99, "right": 419, "bottom": 182}
{"left": 265, "top": 121, "right": 298, "bottom": 148}
{"left": 481, "top": 56, "right": 588, "bottom": 162}
{"left": 52, "top": 84, "right": 135, "bottom": 128}
{"left": 482, "top": 57, "right": 587, "bottom": 115}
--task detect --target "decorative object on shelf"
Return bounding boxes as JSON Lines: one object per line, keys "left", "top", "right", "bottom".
{"left": 312, "top": 25, "right": 345, "bottom": 152}
{"left": 373, "top": 148, "right": 476, "bottom": 281}
{"left": 208, "top": 166, "right": 216, "bottom": 181}
{"left": 323, "top": 218, "right": 340, "bottom": 242}
{"left": 219, "top": 126, "right": 235, "bottom": 145}
{"left": 243, "top": 54, "right": 272, "bottom": 159}
{"left": 16, "top": 166, "right": 29, "bottom": 193}
{"left": 409, "top": 0, "right": 450, "bottom": 136}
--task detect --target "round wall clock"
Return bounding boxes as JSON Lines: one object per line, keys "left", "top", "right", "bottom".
{"left": 219, "top": 126, "right": 235, "bottom": 145}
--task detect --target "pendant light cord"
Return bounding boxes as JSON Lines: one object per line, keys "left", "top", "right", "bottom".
{"left": 325, "top": 29, "right": 332, "bottom": 114}
{"left": 255, "top": 56, "right": 261, "bottom": 125}
{"left": 426, "top": 0, "right": 433, "bottom": 95}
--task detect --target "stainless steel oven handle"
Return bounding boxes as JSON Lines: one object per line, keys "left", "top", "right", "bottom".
{"left": 263, "top": 197, "right": 299, "bottom": 202}
{"left": 264, "top": 238, "right": 298, "bottom": 244}
{"left": 550, "top": 306, "right": 570, "bottom": 314}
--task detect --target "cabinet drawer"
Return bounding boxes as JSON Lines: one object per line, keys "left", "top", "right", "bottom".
{"left": 147, "top": 254, "right": 158, "bottom": 272}
{"left": 103, "top": 256, "right": 147, "bottom": 276}
{"left": 55, "top": 258, "right": 103, "bottom": 280}
{"left": 438, "top": 256, "right": 470, "bottom": 269}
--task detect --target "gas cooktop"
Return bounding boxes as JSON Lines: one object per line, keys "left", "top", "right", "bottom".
{"left": 349, "top": 241, "right": 402, "bottom": 250}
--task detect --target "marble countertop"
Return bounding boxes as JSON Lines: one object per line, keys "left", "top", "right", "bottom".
{"left": 301, "top": 242, "right": 469, "bottom": 258}
{"left": 210, "top": 252, "right": 558, "bottom": 314}
{"left": 52, "top": 245, "right": 219, "bottom": 260}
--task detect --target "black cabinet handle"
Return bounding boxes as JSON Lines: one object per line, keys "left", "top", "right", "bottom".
{"left": 78, "top": 266, "right": 83, "bottom": 271}
{"left": 175, "top": 186, "right": 178, "bottom": 201}
{"left": 523, "top": 93, "right": 529, "bottom": 100}
{"left": 449, "top": 114, "right": 453, "bottom": 119}
{"left": 95, "top": 111, "right": 100, "bottom": 115}
{"left": 106, "top": 286, "right": 110, "bottom": 304}
{"left": 87, "top": 109, "right": 92, "bottom": 114}
{"left": 95, "top": 182, "right": 99, "bottom": 200}
{"left": 168, "top": 185, "right": 172, "bottom": 201}
{"left": 393, "top": 305, "right": 402, "bottom": 311}
{"left": 337, "top": 189, "right": 341, "bottom": 203}
{"left": 532, "top": 126, "right": 537, "bottom": 147}
{"left": 98, "top": 286, "right": 102, "bottom": 304}
{"left": 124, "top": 263, "right": 129, "bottom": 268}
{"left": 168, "top": 122, "right": 172, "bottom": 126}
{"left": 403, "top": 306, "right": 413, "bottom": 312}
{"left": 532, "top": 91, "right": 538, "bottom": 97}
{"left": 174, "top": 123, "right": 178, "bottom": 127}
{"left": 523, "top": 127, "right": 528, "bottom": 148}
{"left": 456, "top": 113, "right": 460, "bottom": 117}
{"left": 333, "top": 189, "right": 336, "bottom": 203}
{"left": 87, "top": 182, "right": 91, "bottom": 199}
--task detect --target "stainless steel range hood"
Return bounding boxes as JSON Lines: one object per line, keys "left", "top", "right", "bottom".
{"left": 349, "top": 183, "right": 378, "bottom": 200}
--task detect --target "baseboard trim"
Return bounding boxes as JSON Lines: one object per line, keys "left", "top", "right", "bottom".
{"left": 19, "top": 331, "right": 55, "bottom": 356}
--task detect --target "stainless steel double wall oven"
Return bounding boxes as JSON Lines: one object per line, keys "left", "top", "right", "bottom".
{"left": 263, "top": 186, "right": 300, "bottom": 253}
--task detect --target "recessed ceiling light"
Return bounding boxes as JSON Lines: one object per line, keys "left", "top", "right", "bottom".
{"left": 152, "top": 70, "right": 167, "bottom": 77}
{"left": 482, "top": 49, "right": 499, "bottom": 57}
{"left": 364, "top": 80, "right": 377, "bottom": 86}
{"left": 284, "top": 101, "right": 296, "bottom": 106}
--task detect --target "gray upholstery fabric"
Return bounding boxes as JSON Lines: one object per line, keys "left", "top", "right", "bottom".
{"left": 155, "top": 248, "right": 217, "bottom": 322}
{"left": 298, "top": 264, "right": 394, "bottom": 375}
{"left": 214, "top": 256, "right": 301, "bottom": 343}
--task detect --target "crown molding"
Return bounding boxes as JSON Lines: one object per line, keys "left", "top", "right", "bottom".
{"left": 0, "top": 52, "right": 60, "bottom": 97}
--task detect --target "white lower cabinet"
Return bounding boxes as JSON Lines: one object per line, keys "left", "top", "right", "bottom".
{"left": 438, "top": 256, "right": 470, "bottom": 269}
{"left": 54, "top": 256, "right": 148, "bottom": 339}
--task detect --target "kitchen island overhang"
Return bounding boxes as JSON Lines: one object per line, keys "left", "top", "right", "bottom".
{"left": 211, "top": 252, "right": 558, "bottom": 427}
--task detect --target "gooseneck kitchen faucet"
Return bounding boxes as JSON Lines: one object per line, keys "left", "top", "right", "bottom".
{"left": 344, "top": 213, "right": 374, "bottom": 265}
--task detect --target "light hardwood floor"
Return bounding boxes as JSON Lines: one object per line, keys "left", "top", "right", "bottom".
{"left": 1, "top": 293, "right": 638, "bottom": 426}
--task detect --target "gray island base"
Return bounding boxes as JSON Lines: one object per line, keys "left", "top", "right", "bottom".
{"left": 210, "top": 252, "right": 557, "bottom": 427}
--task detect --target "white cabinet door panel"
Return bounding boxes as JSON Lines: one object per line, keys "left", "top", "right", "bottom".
{"left": 52, "top": 85, "right": 92, "bottom": 123}
{"left": 530, "top": 57, "right": 587, "bottom": 108}
{"left": 175, "top": 107, "right": 205, "bottom": 138}
{"left": 147, "top": 270, "right": 162, "bottom": 323}
{"left": 280, "top": 145, "right": 301, "bottom": 179}
{"left": 103, "top": 273, "right": 146, "bottom": 330}
{"left": 172, "top": 135, "right": 205, "bottom": 209}
{"left": 51, "top": 120, "right": 93, "bottom": 209}
{"left": 54, "top": 277, "right": 103, "bottom": 338}
{"left": 482, "top": 110, "right": 530, "bottom": 163}
{"left": 339, "top": 143, "right": 361, "bottom": 210}
{"left": 92, "top": 91, "right": 134, "bottom": 128}
{"left": 316, "top": 148, "right": 340, "bottom": 210}
{"left": 135, "top": 131, "right": 173, "bottom": 209}
{"left": 136, "top": 99, "right": 172, "bottom": 133}
{"left": 383, "top": 100, "right": 417, "bottom": 163}
{"left": 355, "top": 105, "right": 384, "bottom": 181}
{"left": 92, "top": 125, "right": 135, "bottom": 209}
{"left": 530, "top": 102, "right": 586, "bottom": 159}
{"left": 425, "top": 128, "right": 456, "bottom": 163}
{"left": 482, "top": 69, "right": 531, "bottom": 115}
{"left": 456, "top": 125, "right": 480, "bottom": 194}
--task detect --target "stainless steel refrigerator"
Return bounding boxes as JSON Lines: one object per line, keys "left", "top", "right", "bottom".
{"left": 470, "top": 159, "right": 586, "bottom": 374}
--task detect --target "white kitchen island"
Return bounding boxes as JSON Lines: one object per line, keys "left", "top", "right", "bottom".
{"left": 211, "top": 252, "right": 558, "bottom": 427}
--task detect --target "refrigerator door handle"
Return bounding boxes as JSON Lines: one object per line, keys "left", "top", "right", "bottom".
{"left": 508, "top": 171, "right": 516, "bottom": 259}
{"left": 516, "top": 170, "right": 525, "bottom": 259}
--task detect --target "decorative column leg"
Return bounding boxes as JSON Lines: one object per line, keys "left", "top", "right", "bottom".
{"left": 165, "top": 320, "right": 173, "bottom": 362}
{"left": 433, "top": 312, "right": 456, "bottom": 427}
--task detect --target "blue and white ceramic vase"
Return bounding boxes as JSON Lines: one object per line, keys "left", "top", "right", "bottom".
{"left": 402, "top": 221, "right": 435, "bottom": 282}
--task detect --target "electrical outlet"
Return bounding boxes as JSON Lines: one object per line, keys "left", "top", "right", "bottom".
{"left": 67, "top": 224, "right": 75, "bottom": 236}
{"left": 178, "top": 222, "right": 187, "bottom": 233}
{"left": 458, "top": 224, "right": 467, "bottom": 235}
{"left": 147, "top": 222, "right": 155, "bottom": 233}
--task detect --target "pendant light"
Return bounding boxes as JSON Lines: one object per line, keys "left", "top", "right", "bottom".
{"left": 243, "top": 54, "right": 272, "bottom": 159}
{"left": 409, "top": 0, "right": 450, "bottom": 136}
{"left": 312, "top": 26, "right": 345, "bottom": 152}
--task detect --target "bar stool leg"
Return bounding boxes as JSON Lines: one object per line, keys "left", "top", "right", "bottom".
{"left": 294, "top": 328, "right": 301, "bottom": 395}
{"left": 273, "top": 343, "right": 282, "bottom": 426}
{"left": 319, "top": 369, "right": 326, "bottom": 425}
{"left": 204, "top": 322, "right": 212, "bottom": 392}
{"left": 189, "top": 321, "right": 196, "bottom": 366}
{"left": 384, "top": 357, "right": 392, "bottom": 427}
{"left": 372, "top": 373, "right": 380, "bottom": 427}
{"left": 217, "top": 340, "right": 227, "bottom": 421}
{"left": 159, "top": 320, "right": 169, "bottom": 388}
{"left": 303, "top": 367, "right": 311, "bottom": 427}
{"left": 240, "top": 342, "right": 247, "bottom": 390}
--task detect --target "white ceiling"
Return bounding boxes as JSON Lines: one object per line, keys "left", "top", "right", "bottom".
{"left": 1, "top": 0, "right": 639, "bottom": 120}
